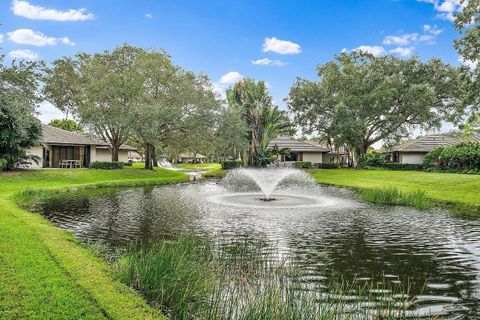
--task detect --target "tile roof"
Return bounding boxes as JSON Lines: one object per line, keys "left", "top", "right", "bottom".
{"left": 40, "top": 125, "right": 135, "bottom": 150}
{"left": 393, "top": 134, "right": 458, "bottom": 153}
{"left": 268, "top": 136, "right": 330, "bottom": 152}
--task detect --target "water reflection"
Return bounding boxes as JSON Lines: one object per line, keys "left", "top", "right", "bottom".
{"left": 34, "top": 182, "right": 480, "bottom": 317}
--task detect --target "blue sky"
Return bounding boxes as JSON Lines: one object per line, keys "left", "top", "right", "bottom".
{"left": 0, "top": 0, "right": 465, "bottom": 131}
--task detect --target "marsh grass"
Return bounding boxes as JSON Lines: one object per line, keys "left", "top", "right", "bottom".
{"left": 360, "top": 187, "right": 432, "bottom": 209}
{"left": 116, "top": 237, "right": 417, "bottom": 320}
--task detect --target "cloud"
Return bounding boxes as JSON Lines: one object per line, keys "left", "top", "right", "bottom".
{"left": 219, "top": 71, "right": 244, "bottom": 85}
{"left": 417, "top": 0, "right": 462, "bottom": 21}
{"left": 423, "top": 24, "right": 443, "bottom": 35}
{"left": 9, "top": 49, "right": 38, "bottom": 60}
{"left": 0, "top": 34, "right": 3, "bottom": 43}
{"left": 251, "top": 58, "right": 286, "bottom": 66}
{"left": 37, "top": 101, "right": 66, "bottom": 123}
{"left": 390, "top": 47, "right": 415, "bottom": 57}
{"left": 262, "top": 37, "right": 301, "bottom": 55}
{"left": 7, "top": 29, "right": 75, "bottom": 46}
{"left": 12, "top": 0, "right": 94, "bottom": 21}
{"left": 353, "top": 45, "right": 386, "bottom": 57}
{"left": 145, "top": 13, "right": 153, "bottom": 18}
{"left": 459, "top": 56, "right": 477, "bottom": 70}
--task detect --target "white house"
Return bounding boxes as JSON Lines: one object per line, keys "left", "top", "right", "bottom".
{"left": 268, "top": 136, "right": 330, "bottom": 165}
{"left": 392, "top": 134, "right": 461, "bottom": 164}
{"left": 27, "top": 125, "right": 136, "bottom": 168}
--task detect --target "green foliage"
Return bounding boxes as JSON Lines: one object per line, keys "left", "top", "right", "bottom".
{"left": 221, "top": 160, "right": 242, "bottom": 170}
{"left": 358, "top": 151, "right": 385, "bottom": 167}
{"left": 424, "top": 142, "right": 480, "bottom": 171}
{"left": 363, "top": 163, "right": 425, "bottom": 171}
{"left": 0, "top": 57, "right": 43, "bottom": 170}
{"left": 48, "top": 118, "right": 83, "bottom": 132}
{"left": 293, "top": 161, "right": 312, "bottom": 169}
{"left": 89, "top": 161, "right": 124, "bottom": 169}
{"left": 360, "top": 187, "right": 431, "bottom": 209}
{"left": 117, "top": 238, "right": 214, "bottom": 319}
{"left": 253, "top": 148, "right": 275, "bottom": 167}
{"left": 313, "top": 163, "right": 340, "bottom": 169}
{"left": 288, "top": 51, "right": 467, "bottom": 163}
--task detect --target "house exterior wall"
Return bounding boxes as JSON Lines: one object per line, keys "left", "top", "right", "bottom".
{"left": 27, "top": 146, "right": 43, "bottom": 168}
{"left": 399, "top": 152, "right": 426, "bottom": 164}
{"left": 302, "top": 152, "right": 323, "bottom": 164}
{"left": 89, "top": 145, "right": 97, "bottom": 163}
{"left": 95, "top": 148, "right": 128, "bottom": 162}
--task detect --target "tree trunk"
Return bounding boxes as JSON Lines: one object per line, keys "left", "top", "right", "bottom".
{"left": 144, "top": 143, "right": 155, "bottom": 170}
{"left": 111, "top": 145, "right": 119, "bottom": 162}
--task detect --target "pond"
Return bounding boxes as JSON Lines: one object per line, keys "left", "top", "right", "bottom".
{"left": 32, "top": 169, "right": 480, "bottom": 318}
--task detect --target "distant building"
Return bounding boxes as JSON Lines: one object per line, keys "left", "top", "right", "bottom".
{"left": 391, "top": 134, "right": 480, "bottom": 164}
{"left": 27, "top": 124, "right": 135, "bottom": 168}
{"left": 268, "top": 136, "right": 330, "bottom": 165}
{"left": 178, "top": 152, "right": 206, "bottom": 163}
{"left": 128, "top": 151, "right": 144, "bottom": 162}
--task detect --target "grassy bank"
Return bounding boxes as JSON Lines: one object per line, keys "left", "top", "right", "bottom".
{"left": 309, "top": 169, "right": 480, "bottom": 214}
{"left": 0, "top": 167, "right": 188, "bottom": 319}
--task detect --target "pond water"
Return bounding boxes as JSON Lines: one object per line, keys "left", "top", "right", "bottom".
{"left": 32, "top": 175, "right": 480, "bottom": 318}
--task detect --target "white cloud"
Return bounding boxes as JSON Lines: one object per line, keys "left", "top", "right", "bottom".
{"left": 459, "top": 56, "right": 477, "bottom": 70}
{"left": 417, "top": 0, "right": 462, "bottom": 21}
{"left": 390, "top": 47, "right": 415, "bottom": 57}
{"left": 383, "top": 34, "right": 416, "bottom": 46}
{"left": 219, "top": 71, "right": 244, "bottom": 85}
{"left": 37, "top": 101, "right": 66, "bottom": 123}
{"left": 262, "top": 37, "right": 301, "bottom": 55}
{"left": 145, "top": 13, "right": 153, "bottom": 18}
{"left": 353, "top": 45, "right": 386, "bottom": 57}
{"left": 423, "top": 24, "right": 443, "bottom": 35}
{"left": 7, "top": 29, "right": 75, "bottom": 46}
{"left": 12, "top": 0, "right": 94, "bottom": 21}
{"left": 251, "top": 58, "right": 286, "bottom": 66}
{"left": 0, "top": 34, "right": 3, "bottom": 43}
{"left": 9, "top": 49, "right": 38, "bottom": 60}
{"left": 383, "top": 25, "right": 442, "bottom": 48}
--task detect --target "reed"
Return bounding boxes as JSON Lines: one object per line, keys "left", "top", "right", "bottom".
{"left": 360, "top": 187, "right": 431, "bottom": 209}
{"left": 116, "top": 237, "right": 417, "bottom": 320}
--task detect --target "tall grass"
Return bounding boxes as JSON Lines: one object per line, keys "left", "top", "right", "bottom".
{"left": 116, "top": 237, "right": 416, "bottom": 320}
{"left": 360, "top": 187, "right": 431, "bottom": 209}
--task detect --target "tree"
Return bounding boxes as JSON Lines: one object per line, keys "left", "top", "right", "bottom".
{"left": 130, "top": 51, "right": 221, "bottom": 169}
{"left": 0, "top": 57, "right": 43, "bottom": 170}
{"left": 49, "top": 118, "right": 82, "bottom": 132}
{"left": 214, "top": 105, "right": 249, "bottom": 162}
{"left": 454, "top": 0, "right": 480, "bottom": 120}
{"left": 226, "top": 79, "right": 276, "bottom": 166}
{"left": 287, "top": 52, "right": 467, "bottom": 164}
{"left": 44, "top": 44, "right": 144, "bottom": 161}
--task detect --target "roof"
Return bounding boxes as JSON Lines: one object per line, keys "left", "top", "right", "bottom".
{"left": 179, "top": 153, "right": 206, "bottom": 159}
{"left": 40, "top": 125, "right": 135, "bottom": 151}
{"left": 268, "top": 136, "right": 330, "bottom": 152}
{"left": 393, "top": 134, "right": 458, "bottom": 153}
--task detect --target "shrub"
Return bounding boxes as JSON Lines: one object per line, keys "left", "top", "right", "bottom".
{"left": 313, "top": 163, "right": 340, "bottom": 169}
{"left": 123, "top": 161, "right": 133, "bottom": 166}
{"left": 293, "top": 161, "right": 312, "bottom": 169}
{"left": 360, "top": 187, "right": 431, "bottom": 209}
{"left": 221, "top": 160, "right": 242, "bottom": 170}
{"left": 377, "top": 162, "right": 424, "bottom": 171}
{"left": 89, "top": 161, "right": 124, "bottom": 169}
{"left": 358, "top": 151, "right": 385, "bottom": 167}
{"left": 424, "top": 142, "right": 480, "bottom": 171}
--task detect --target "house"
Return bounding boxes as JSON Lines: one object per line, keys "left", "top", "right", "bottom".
{"left": 391, "top": 134, "right": 459, "bottom": 164}
{"left": 178, "top": 152, "right": 206, "bottom": 163}
{"left": 128, "top": 151, "right": 144, "bottom": 162}
{"left": 27, "top": 125, "right": 136, "bottom": 168}
{"left": 268, "top": 136, "right": 330, "bottom": 165}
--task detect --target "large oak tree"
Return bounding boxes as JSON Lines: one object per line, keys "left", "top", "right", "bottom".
{"left": 287, "top": 52, "right": 467, "bottom": 163}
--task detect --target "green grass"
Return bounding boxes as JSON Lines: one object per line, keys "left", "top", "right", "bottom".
{"left": 0, "top": 166, "right": 188, "bottom": 319}
{"left": 116, "top": 237, "right": 415, "bottom": 320}
{"left": 309, "top": 169, "right": 480, "bottom": 214}
{"left": 172, "top": 163, "right": 226, "bottom": 178}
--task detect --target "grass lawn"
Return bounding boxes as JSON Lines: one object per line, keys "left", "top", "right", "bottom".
{"left": 309, "top": 169, "right": 480, "bottom": 211}
{"left": 0, "top": 166, "right": 187, "bottom": 319}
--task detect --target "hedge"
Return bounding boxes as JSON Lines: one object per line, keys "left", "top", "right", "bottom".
{"left": 313, "top": 163, "right": 340, "bottom": 169}
{"left": 375, "top": 162, "right": 425, "bottom": 171}
{"left": 293, "top": 161, "right": 312, "bottom": 169}
{"left": 221, "top": 160, "right": 242, "bottom": 170}
{"left": 89, "top": 161, "right": 124, "bottom": 169}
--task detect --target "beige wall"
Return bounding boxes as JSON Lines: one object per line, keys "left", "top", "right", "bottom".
{"left": 399, "top": 152, "right": 426, "bottom": 165}
{"left": 27, "top": 146, "right": 43, "bottom": 168}
{"left": 89, "top": 145, "right": 97, "bottom": 163}
{"left": 94, "top": 148, "right": 128, "bottom": 162}
{"left": 302, "top": 152, "right": 323, "bottom": 164}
